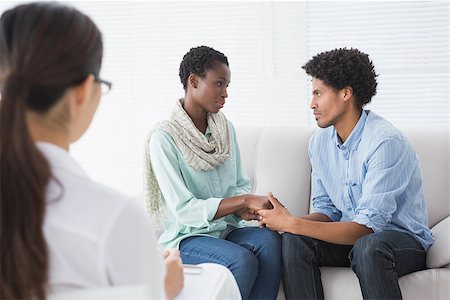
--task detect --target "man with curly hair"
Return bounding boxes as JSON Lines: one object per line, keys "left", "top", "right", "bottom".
{"left": 258, "top": 48, "right": 434, "bottom": 299}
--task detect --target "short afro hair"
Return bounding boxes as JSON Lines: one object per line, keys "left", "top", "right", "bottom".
{"left": 179, "top": 46, "right": 229, "bottom": 90}
{"left": 302, "top": 48, "right": 378, "bottom": 109}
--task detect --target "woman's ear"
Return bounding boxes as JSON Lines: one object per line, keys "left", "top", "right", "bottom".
{"left": 72, "top": 74, "right": 96, "bottom": 108}
{"left": 66, "top": 74, "right": 101, "bottom": 144}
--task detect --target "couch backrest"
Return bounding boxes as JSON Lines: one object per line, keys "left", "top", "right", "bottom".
{"left": 397, "top": 126, "right": 449, "bottom": 227}
{"left": 236, "top": 126, "right": 449, "bottom": 228}
{"left": 236, "top": 126, "right": 315, "bottom": 217}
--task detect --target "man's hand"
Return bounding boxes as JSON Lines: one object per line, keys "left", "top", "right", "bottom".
{"left": 258, "top": 192, "right": 293, "bottom": 232}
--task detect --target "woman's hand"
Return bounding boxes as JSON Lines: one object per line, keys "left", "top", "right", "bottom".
{"left": 234, "top": 207, "right": 260, "bottom": 221}
{"left": 244, "top": 195, "right": 273, "bottom": 212}
{"left": 163, "top": 249, "right": 184, "bottom": 300}
{"left": 215, "top": 194, "right": 273, "bottom": 220}
{"left": 257, "top": 192, "right": 294, "bottom": 232}
{"left": 234, "top": 195, "right": 273, "bottom": 221}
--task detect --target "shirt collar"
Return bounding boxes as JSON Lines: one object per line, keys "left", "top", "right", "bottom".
{"left": 333, "top": 110, "right": 369, "bottom": 151}
{"left": 36, "top": 142, "right": 88, "bottom": 178}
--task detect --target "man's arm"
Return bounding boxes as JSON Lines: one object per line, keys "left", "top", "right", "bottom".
{"left": 260, "top": 137, "right": 414, "bottom": 245}
{"left": 300, "top": 212, "right": 333, "bottom": 222}
{"left": 258, "top": 193, "right": 372, "bottom": 245}
{"left": 288, "top": 217, "right": 373, "bottom": 245}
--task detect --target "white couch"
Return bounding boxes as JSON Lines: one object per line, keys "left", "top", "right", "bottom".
{"left": 236, "top": 125, "right": 450, "bottom": 300}
{"left": 49, "top": 125, "right": 449, "bottom": 300}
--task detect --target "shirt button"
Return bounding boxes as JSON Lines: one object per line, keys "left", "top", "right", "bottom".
{"left": 347, "top": 207, "right": 352, "bottom": 211}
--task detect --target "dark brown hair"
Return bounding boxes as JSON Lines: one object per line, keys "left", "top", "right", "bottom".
{"left": 302, "top": 48, "right": 378, "bottom": 109}
{"left": 0, "top": 2, "right": 102, "bottom": 299}
{"left": 179, "top": 45, "right": 229, "bottom": 90}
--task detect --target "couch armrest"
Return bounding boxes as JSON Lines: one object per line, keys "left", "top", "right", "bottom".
{"left": 426, "top": 216, "right": 450, "bottom": 268}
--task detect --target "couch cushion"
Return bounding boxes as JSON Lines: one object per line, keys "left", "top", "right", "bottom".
{"left": 320, "top": 267, "right": 450, "bottom": 300}
{"left": 427, "top": 216, "right": 450, "bottom": 268}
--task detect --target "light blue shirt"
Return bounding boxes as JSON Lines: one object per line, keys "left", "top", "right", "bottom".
{"left": 149, "top": 122, "right": 251, "bottom": 249}
{"left": 309, "top": 110, "right": 434, "bottom": 250}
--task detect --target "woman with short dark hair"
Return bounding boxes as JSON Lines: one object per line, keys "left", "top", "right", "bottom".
{"left": 145, "top": 45, "right": 281, "bottom": 300}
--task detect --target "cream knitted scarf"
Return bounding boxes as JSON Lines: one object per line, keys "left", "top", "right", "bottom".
{"left": 144, "top": 99, "right": 232, "bottom": 224}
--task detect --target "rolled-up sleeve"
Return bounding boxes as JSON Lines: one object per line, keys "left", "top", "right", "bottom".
{"left": 149, "top": 130, "right": 222, "bottom": 228}
{"left": 352, "top": 138, "right": 415, "bottom": 232}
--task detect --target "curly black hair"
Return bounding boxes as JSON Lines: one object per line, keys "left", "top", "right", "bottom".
{"left": 302, "top": 48, "right": 378, "bottom": 109}
{"left": 179, "top": 46, "right": 229, "bottom": 90}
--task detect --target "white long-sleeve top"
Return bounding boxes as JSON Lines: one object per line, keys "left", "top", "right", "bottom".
{"left": 37, "top": 142, "right": 164, "bottom": 299}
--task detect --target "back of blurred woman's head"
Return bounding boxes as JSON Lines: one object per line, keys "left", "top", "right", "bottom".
{"left": 0, "top": 2, "right": 102, "bottom": 299}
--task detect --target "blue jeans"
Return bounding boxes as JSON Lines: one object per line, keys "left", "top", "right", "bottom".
{"left": 180, "top": 227, "right": 282, "bottom": 300}
{"left": 282, "top": 231, "right": 426, "bottom": 300}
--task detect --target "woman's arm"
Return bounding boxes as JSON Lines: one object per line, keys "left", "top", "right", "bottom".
{"left": 149, "top": 131, "right": 228, "bottom": 227}
{"left": 214, "top": 194, "right": 272, "bottom": 220}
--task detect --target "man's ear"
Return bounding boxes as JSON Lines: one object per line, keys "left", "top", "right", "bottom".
{"left": 342, "top": 86, "right": 353, "bottom": 102}
{"left": 72, "top": 74, "right": 96, "bottom": 107}
{"left": 188, "top": 73, "right": 198, "bottom": 89}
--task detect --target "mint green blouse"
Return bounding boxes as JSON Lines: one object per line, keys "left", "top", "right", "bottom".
{"left": 149, "top": 122, "right": 251, "bottom": 249}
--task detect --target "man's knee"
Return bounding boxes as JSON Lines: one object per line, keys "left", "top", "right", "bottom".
{"left": 282, "top": 232, "right": 299, "bottom": 248}
{"left": 282, "top": 233, "right": 316, "bottom": 250}
{"left": 350, "top": 233, "right": 395, "bottom": 272}
{"left": 282, "top": 233, "right": 317, "bottom": 263}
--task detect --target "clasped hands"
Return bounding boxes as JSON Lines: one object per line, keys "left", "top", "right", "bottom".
{"left": 235, "top": 192, "right": 292, "bottom": 232}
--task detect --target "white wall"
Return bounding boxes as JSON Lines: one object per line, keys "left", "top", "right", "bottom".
{"left": 0, "top": 1, "right": 309, "bottom": 195}
{"left": 1, "top": 1, "right": 448, "bottom": 197}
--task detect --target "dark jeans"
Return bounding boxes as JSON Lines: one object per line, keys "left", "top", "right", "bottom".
{"left": 282, "top": 231, "right": 426, "bottom": 300}
{"left": 180, "top": 227, "right": 282, "bottom": 300}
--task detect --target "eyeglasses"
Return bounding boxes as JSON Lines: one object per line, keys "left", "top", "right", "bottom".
{"left": 94, "top": 76, "right": 113, "bottom": 95}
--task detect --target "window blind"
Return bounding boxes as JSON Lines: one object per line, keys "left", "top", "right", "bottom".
{"left": 1, "top": 1, "right": 447, "bottom": 196}
{"left": 0, "top": 1, "right": 308, "bottom": 195}
{"left": 305, "top": 1, "right": 449, "bottom": 126}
